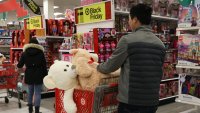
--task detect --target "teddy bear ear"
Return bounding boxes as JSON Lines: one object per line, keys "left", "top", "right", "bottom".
{"left": 43, "top": 76, "right": 56, "bottom": 89}
{"left": 90, "top": 53, "right": 98, "bottom": 62}
{"left": 54, "top": 60, "right": 59, "bottom": 63}
{"left": 69, "top": 49, "right": 79, "bottom": 55}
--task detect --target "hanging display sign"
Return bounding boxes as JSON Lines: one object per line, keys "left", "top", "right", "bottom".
{"left": 75, "top": 1, "right": 112, "bottom": 24}
{"left": 24, "top": 0, "right": 41, "bottom": 15}
{"left": 25, "top": 16, "right": 43, "bottom": 30}
{"left": 0, "top": 0, "right": 28, "bottom": 18}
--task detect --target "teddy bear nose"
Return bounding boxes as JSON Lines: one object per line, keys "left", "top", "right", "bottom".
{"left": 71, "top": 65, "right": 76, "bottom": 70}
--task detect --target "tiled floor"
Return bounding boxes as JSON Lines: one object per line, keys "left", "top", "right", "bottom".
{"left": 0, "top": 92, "right": 200, "bottom": 113}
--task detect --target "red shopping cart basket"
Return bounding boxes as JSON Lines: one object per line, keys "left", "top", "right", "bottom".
{"left": 0, "top": 64, "right": 18, "bottom": 89}
{"left": 55, "top": 84, "right": 118, "bottom": 113}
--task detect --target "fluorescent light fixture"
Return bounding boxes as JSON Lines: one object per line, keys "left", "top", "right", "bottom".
{"left": 0, "top": 0, "right": 3, "bottom": 1}
{"left": 54, "top": 12, "right": 63, "bottom": 16}
{"left": 54, "top": 6, "right": 59, "bottom": 9}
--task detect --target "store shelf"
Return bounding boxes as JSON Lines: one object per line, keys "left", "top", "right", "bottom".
{"left": 11, "top": 48, "right": 23, "bottom": 50}
{"left": 0, "top": 36, "right": 12, "bottom": 39}
{"left": 176, "top": 27, "right": 200, "bottom": 31}
{"left": 176, "top": 65, "right": 200, "bottom": 70}
{"left": 115, "top": 10, "right": 178, "bottom": 21}
{"left": 59, "top": 49, "right": 70, "bottom": 53}
{"left": 166, "top": 48, "right": 178, "bottom": 52}
{"left": 159, "top": 95, "right": 178, "bottom": 101}
{"left": 161, "top": 78, "right": 179, "bottom": 82}
{"left": 152, "top": 15, "right": 178, "bottom": 21}
{"left": 59, "top": 49, "right": 94, "bottom": 53}
{"left": 0, "top": 45, "right": 10, "bottom": 48}
{"left": 46, "top": 36, "right": 71, "bottom": 39}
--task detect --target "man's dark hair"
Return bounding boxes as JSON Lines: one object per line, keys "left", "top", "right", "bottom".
{"left": 130, "top": 4, "right": 152, "bottom": 25}
{"left": 29, "top": 38, "right": 39, "bottom": 44}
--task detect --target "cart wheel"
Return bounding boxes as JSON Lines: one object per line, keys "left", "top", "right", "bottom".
{"left": 5, "top": 97, "right": 9, "bottom": 103}
{"left": 18, "top": 103, "right": 22, "bottom": 108}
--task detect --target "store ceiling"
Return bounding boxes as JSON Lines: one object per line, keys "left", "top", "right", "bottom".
{"left": 34, "top": 0, "right": 80, "bottom": 14}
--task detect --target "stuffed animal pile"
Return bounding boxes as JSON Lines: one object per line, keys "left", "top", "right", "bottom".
{"left": 43, "top": 49, "right": 120, "bottom": 113}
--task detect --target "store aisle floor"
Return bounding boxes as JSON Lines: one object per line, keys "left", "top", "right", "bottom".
{"left": 0, "top": 96, "right": 200, "bottom": 113}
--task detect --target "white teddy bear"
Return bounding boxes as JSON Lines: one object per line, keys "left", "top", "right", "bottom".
{"left": 43, "top": 60, "right": 77, "bottom": 113}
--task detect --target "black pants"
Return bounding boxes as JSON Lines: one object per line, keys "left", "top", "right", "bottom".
{"left": 118, "top": 102, "right": 158, "bottom": 113}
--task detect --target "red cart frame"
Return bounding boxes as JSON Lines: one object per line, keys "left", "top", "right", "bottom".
{"left": 55, "top": 84, "right": 118, "bottom": 113}
{"left": 0, "top": 64, "right": 21, "bottom": 108}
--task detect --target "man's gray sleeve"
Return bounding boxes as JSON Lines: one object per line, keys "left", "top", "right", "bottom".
{"left": 97, "top": 37, "right": 128, "bottom": 74}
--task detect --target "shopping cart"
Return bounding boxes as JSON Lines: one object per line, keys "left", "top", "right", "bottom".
{"left": 55, "top": 76, "right": 119, "bottom": 113}
{"left": 0, "top": 64, "right": 21, "bottom": 108}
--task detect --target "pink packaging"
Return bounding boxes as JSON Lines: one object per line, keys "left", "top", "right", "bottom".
{"left": 111, "top": 41, "right": 116, "bottom": 51}
{"left": 105, "top": 41, "right": 111, "bottom": 52}
{"left": 62, "top": 54, "right": 72, "bottom": 62}
{"left": 99, "top": 42, "right": 104, "bottom": 53}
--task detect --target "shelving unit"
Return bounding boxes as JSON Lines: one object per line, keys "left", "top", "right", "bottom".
{"left": 0, "top": 36, "right": 12, "bottom": 39}
{"left": 161, "top": 78, "right": 179, "bottom": 82}
{"left": 11, "top": 48, "right": 23, "bottom": 50}
{"left": 0, "top": 45, "right": 10, "bottom": 48}
{"left": 115, "top": 10, "right": 178, "bottom": 21}
{"left": 160, "top": 95, "right": 179, "bottom": 101}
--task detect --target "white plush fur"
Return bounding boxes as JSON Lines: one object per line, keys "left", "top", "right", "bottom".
{"left": 23, "top": 43, "right": 44, "bottom": 52}
{"left": 43, "top": 60, "right": 78, "bottom": 113}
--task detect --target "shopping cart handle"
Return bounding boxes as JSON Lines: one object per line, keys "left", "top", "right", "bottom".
{"left": 109, "top": 83, "right": 118, "bottom": 87}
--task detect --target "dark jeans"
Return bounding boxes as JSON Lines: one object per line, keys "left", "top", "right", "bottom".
{"left": 28, "top": 84, "right": 42, "bottom": 107}
{"left": 118, "top": 102, "right": 158, "bottom": 113}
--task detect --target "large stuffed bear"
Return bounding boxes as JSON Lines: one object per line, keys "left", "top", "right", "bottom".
{"left": 43, "top": 60, "right": 77, "bottom": 113}
{"left": 69, "top": 49, "right": 120, "bottom": 91}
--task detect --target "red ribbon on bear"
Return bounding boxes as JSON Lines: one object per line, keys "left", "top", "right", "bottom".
{"left": 88, "top": 57, "right": 94, "bottom": 64}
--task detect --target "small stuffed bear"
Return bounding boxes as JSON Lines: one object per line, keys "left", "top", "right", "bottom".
{"left": 0, "top": 53, "right": 6, "bottom": 64}
{"left": 69, "top": 49, "right": 120, "bottom": 91}
{"left": 43, "top": 60, "right": 77, "bottom": 113}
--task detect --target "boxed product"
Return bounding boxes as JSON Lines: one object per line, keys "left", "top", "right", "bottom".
{"left": 46, "top": 19, "right": 73, "bottom": 36}
{"left": 178, "top": 3, "right": 199, "bottom": 27}
{"left": 181, "top": 75, "right": 200, "bottom": 98}
{"left": 72, "top": 32, "right": 94, "bottom": 51}
{"left": 178, "top": 34, "right": 200, "bottom": 65}
{"left": 93, "top": 28, "right": 117, "bottom": 63}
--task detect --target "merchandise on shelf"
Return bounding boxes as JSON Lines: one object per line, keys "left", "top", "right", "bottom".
{"left": 72, "top": 32, "right": 94, "bottom": 51}
{"left": 11, "top": 30, "right": 25, "bottom": 48}
{"left": 178, "top": 34, "right": 200, "bottom": 65}
{"left": 0, "top": 29, "right": 13, "bottom": 37}
{"left": 93, "top": 28, "right": 118, "bottom": 63}
{"left": 0, "top": 39, "right": 11, "bottom": 45}
{"left": 159, "top": 81, "right": 178, "bottom": 99}
{"left": 163, "top": 63, "right": 175, "bottom": 79}
{"left": 178, "top": 1, "right": 199, "bottom": 27}
{"left": 181, "top": 75, "right": 200, "bottom": 98}
{"left": 46, "top": 19, "right": 75, "bottom": 37}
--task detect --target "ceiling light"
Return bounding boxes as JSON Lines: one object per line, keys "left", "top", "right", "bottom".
{"left": 0, "top": 0, "right": 3, "bottom": 2}
{"left": 54, "top": 12, "right": 63, "bottom": 16}
{"left": 54, "top": 6, "right": 59, "bottom": 9}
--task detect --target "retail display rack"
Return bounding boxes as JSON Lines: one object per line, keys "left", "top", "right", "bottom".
{"left": 175, "top": 27, "right": 200, "bottom": 113}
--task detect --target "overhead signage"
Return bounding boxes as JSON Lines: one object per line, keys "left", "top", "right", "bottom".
{"left": 75, "top": 1, "right": 112, "bottom": 24}
{"left": 24, "top": 0, "right": 41, "bottom": 15}
{"left": 25, "top": 16, "right": 43, "bottom": 30}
